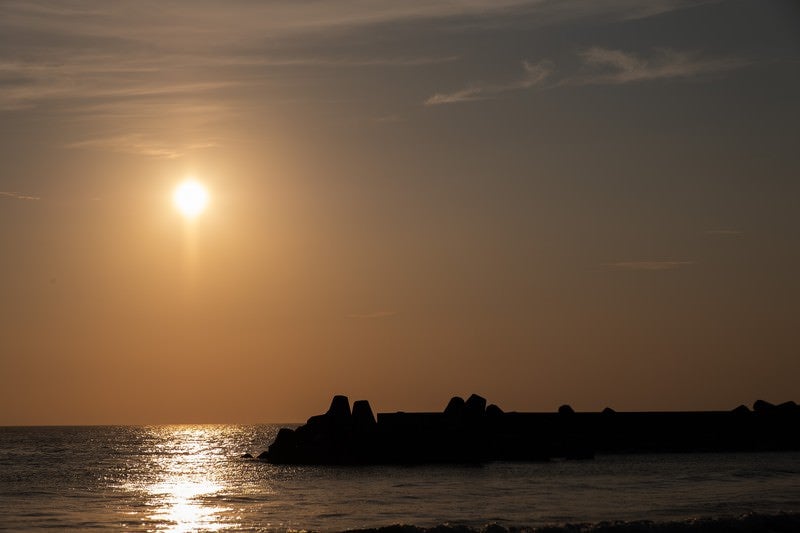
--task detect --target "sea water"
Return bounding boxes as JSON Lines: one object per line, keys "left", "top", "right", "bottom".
{"left": 1, "top": 425, "right": 799, "bottom": 532}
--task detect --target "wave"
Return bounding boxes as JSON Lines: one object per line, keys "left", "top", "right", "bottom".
{"left": 345, "top": 512, "right": 800, "bottom": 533}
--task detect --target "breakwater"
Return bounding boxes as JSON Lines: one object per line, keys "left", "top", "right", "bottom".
{"left": 259, "top": 395, "right": 800, "bottom": 464}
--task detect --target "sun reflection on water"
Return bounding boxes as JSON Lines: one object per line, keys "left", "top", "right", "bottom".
{"left": 121, "top": 425, "right": 241, "bottom": 532}
{"left": 144, "top": 478, "right": 228, "bottom": 532}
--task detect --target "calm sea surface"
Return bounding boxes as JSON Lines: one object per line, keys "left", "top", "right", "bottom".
{"left": 1, "top": 425, "right": 799, "bottom": 532}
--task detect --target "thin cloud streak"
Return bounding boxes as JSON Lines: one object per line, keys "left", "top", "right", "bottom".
{"left": 0, "top": 1, "right": 532, "bottom": 43}
{"left": 0, "top": 0, "right": 746, "bottom": 159}
{"left": 425, "top": 46, "right": 748, "bottom": 106}
{"left": 67, "top": 135, "right": 218, "bottom": 160}
{"left": 5, "top": 1, "right": 686, "bottom": 46}
{"left": 0, "top": 0, "right": 699, "bottom": 112}
{"left": 572, "top": 47, "right": 749, "bottom": 85}
{"left": 425, "top": 60, "right": 552, "bottom": 105}
{"left": 604, "top": 261, "right": 694, "bottom": 271}
{"left": 0, "top": 191, "right": 40, "bottom": 201}
{"left": 426, "top": 88, "right": 485, "bottom": 106}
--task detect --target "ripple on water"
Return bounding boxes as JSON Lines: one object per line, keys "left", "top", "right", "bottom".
{"left": 1, "top": 427, "right": 800, "bottom": 532}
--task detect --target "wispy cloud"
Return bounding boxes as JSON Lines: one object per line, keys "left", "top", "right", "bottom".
{"left": 0, "top": 62, "right": 239, "bottom": 111}
{"left": 0, "top": 0, "right": 745, "bottom": 153}
{"left": 0, "top": 54, "right": 458, "bottom": 111}
{"left": 572, "top": 47, "right": 748, "bottom": 85}
{"left": 0, "top": 0, "right": 468, "bottom": 143}
{"left": 300, "top": 56, "right": 459, "bottom": 68}
{"left": 425, "top": 45, "right": 747, "bottom": 106}
{"left": 0, "top": 0, "right": 721, "bottom": 111}
{"left": 425, "top": 60, "right": 552, "bottom": 105}
{"left": 604, "top": 260, "right": 694, "bottom": 271}
{"left": 0, "top": 191, "right": 40, "bottom": 201}
{"left": 346, "top": 311, "right": 397, "bottom": 319}
{"left": 67, "top": 135, "right": 218, "bottom": 160}
{"left": 425, "top": 87, "right": 485, "bottom": 106}
{"left": 0, "top": 1, "right": 700, "bottom": 45}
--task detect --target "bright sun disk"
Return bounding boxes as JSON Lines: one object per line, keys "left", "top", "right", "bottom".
{"left": 173, "top": 180, "right": 209, "bottom": 218}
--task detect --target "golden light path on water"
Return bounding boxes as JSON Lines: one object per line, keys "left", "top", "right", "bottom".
{"left": 59, "top": 425, "right": 800, "bottom": 531}
{"left": 119, "top": 426, "right": 253, "bottom": 532}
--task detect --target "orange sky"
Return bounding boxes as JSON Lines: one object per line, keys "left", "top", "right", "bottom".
{"left": 1, "top": 1, "right": 799, "bottom": 424}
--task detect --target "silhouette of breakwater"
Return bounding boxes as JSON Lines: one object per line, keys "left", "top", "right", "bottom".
{"left": 258, "top": 395, "right": 800, "bottom": 464}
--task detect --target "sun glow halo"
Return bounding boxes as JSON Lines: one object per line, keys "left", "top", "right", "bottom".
{"left": 173, "top": 180, "right": 209, "bottom": 218}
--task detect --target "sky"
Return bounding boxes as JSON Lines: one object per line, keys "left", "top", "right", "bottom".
{"left": 1, "top": 0, "right": 799, "bottom": 425}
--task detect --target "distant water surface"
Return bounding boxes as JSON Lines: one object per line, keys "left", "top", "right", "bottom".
{"left": 1, "top": 425, "right": 799, "bottom": 531}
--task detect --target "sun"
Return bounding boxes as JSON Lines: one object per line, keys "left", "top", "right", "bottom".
{"left": 173, "top": 179, "right": 209, "bottom": 218}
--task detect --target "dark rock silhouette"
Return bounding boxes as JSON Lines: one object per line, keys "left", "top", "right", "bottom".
{"left": 465, "top": 394, "right": 487, "bottom": 417}
{"left": 327, "top": 394, "right": 352, "bottom": 418}
{"left": 732, "top": 404, "right": 750, "bottom": 415}
{"left": 259, "top": 394, "right": 800, "bottom": 465}
{"left": 486, "top": 404, "right": 504, "bottom": 417}
{"left": 754, "top": 399, "right": 776, "bottom": 412}
{"left": 444, "top": 396, "right": 465, "bottom": 416}
{"left": 353, "top": 399, "right": 377, "bottom": 429}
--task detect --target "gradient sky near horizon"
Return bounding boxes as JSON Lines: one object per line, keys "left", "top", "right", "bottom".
{"left": 1, "top": 0, "right": 799, "bottom": 425}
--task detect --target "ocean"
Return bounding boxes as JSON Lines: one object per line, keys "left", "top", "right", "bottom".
{"left": 1, "top": 425, "right": 799, "bottom": 532}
